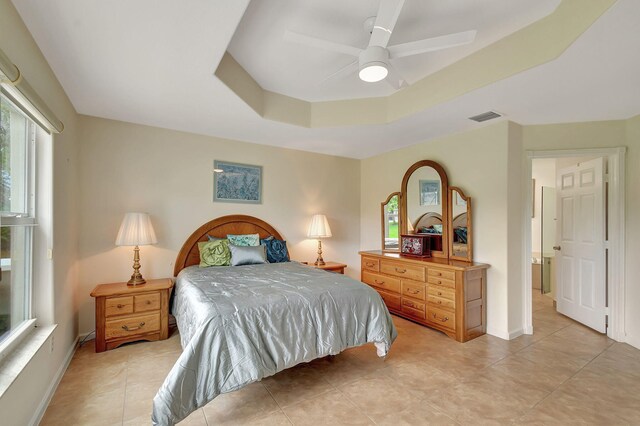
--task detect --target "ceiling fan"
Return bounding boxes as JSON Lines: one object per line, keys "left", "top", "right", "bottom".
{"left": 284, "top": 0, "right": 477, "bottom": 89}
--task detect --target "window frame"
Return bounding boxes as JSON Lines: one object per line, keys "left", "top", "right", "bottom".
{"left": 0, "top": 93, "right": 38, "bottom": 357}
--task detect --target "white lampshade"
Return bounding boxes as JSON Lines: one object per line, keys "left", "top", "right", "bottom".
{"left": 307, "top": 214, "right": 332, "bottom": 238}
{"left": 115, "top": 212, "right": 158, "bottom": 246}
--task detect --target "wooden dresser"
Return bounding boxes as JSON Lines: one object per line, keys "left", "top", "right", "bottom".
{"left": 359, "top": 250, "right": 489, "bottom": 342}
{"left": 90, "top": 278, "right": 174, "bottom": 352}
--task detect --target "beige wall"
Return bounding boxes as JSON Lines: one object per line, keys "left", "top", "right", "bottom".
{"left": 0, "top": 1, "right": 80, "bottom": 424}
{"left": 76, "top": 116, "right": 361, "bottom": 335}
{"left": 360, "top": 122, "right": 516, "bottom": 339}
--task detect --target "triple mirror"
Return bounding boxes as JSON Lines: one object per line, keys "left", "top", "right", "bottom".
{"left": 382, "top": 160, "right": 473, "bottom": 262}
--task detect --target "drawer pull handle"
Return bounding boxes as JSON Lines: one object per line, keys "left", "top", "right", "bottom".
{"left": 431, "top": 313, "right": 448, "bottom": 322}
{"left": 405, "top": 301, "right": 414, "bottom": 308}
{"left": 146, "top": 300, "right": 151, "bottom": 305}
{"left": 395, "top": 268, "right": 406, "bottom": 274}
{"left": 374, "top": 280, "right": 385, "bottom": 286}
{"left": 437, "top": 291, "right": 442, "bottom": 296}
{"left": 437, "top": 280, "right": 442, "bottom": 284}
{"left": 437, "top": 300, "right": 442, "bottom": 304}
{"left": 366, "top": 262, "right": 375, "bottom": 267}
{"left": 117, "top": 304, "right": 124, "bottom": 309}
{"left": 122, "top": 322, "right": 145, "bottom": 332}
{"left": 408, "top": 289, "right": 419, "bottom": 294}
{"left": 435, "top": 272, "right": 441, "bottom": 276}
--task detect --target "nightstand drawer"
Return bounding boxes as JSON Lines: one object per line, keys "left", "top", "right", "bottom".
{"left": 105, "top": 312, "right": 160, "bottom": 340}
{"left": 134, "top": 292, "right": 160, "bottom": 313}
{"left": 105, "top": 296, "right": 134, "bottom": 317}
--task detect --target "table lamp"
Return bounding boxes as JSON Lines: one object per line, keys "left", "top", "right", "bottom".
{"left": 115, "top": 212, "right": 157, "bottom": 286}
{"left": 307, "top": 214, "right": 332, "bottom": 266}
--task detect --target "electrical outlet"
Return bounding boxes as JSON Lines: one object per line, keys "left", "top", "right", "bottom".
{"left": 50, "top": 336, "right": 54, "bottom": 353}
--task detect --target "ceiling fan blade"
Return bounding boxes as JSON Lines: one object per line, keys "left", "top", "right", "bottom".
{"left": 369, "top": 0, "right": 405, "bottom": 48}
{"left": 284, "top": 30, "right": 362, "bottom": 57}
{"left": 384, "top": 64, "right": 408, "bottom": 90}
{"left": 388, "top": 30, "right": 477, "bottom": 59}
{"left": 319, "top": 60, "right": 359, "bottom": 85}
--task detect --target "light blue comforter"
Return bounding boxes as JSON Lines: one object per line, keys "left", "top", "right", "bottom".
{"left": 152, "top": 262, "right": 396, "bottom": 425}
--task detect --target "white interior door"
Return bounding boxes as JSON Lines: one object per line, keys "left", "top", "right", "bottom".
{"left": 555, "top": 158, "right": 606, "bottom": 332}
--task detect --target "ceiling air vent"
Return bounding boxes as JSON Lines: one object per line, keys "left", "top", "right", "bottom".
{"left": 468, "top": 111, "right": 502, "bottom": 123}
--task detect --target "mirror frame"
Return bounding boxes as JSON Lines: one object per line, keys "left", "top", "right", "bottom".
{"left": 381, "top": 192, "right": 401, "bottom": 251}
{"left": 400, "top": 160, "right": 449, "bottom": 259}
{"left": 448, "top": 186, "right": 473, "bottom": 262}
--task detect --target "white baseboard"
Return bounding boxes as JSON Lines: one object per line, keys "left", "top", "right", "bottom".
{"left": 29, "top": 336, "right": 79, "bottom": 426}
{"left": 508, "top": 328, "right": 524, "bottom": 339}
{"left": 486, "top": 327, "right": 510, "bottom": 340}
{"left": 625, "top": 333, "right": 640, "bottom": 351}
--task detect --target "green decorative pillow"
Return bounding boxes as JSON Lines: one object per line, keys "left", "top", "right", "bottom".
{"left": 227, "top": 233, "right": 260, "bottom": 247}
{"left": 198, "top": 239, "right": 231, "bottom": 267}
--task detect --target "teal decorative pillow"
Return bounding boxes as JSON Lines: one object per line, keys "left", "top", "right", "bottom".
{"left": 432, "top": 224, "right": 443, "bottom": 233}
{"left": 260, "top": 237, "right": 290, "bottom": 263}
{"left": 227, "top": 233, "right": 260, "bottom": 246}
{"left": 229, "top": 244, "right": 268, "bottom": 266}
{"left": 198, "top": 239, "right": 231, "bottom": 267}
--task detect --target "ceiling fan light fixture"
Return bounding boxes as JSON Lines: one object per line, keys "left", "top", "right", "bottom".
{"left": 359, "top": 62, "right": 388, "bottom": 82}
{"left": 358, "top": 45, "right": 390, "bottom": 83}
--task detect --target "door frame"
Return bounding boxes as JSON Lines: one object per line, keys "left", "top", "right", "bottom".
{"left": 522, "top": 147, "right": 626, "bottom": 341}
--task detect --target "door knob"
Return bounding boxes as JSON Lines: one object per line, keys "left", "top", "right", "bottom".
{"left": 553, "top": 245, "right": 561, "bottom": 251}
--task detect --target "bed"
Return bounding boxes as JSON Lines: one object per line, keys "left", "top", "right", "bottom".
{"left": 151, "top": 215, "right": 397, "bottom": 425}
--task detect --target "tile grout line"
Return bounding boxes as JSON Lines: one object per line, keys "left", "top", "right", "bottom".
{"left": 515, "top": 331, "right": 613, "bottom": 421}
{"left": 260, "top": 381, "right": 295, "bottom": 425}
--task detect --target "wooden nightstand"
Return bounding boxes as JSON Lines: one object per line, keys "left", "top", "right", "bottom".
{"left": 90, "top": 278, "right": 174, "bottom": 352}
{"left": 308, "top": 261, "right": 347, "bottom": 274}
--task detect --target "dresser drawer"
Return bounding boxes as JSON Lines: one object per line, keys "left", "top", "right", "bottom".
{"left": 401, "top": 299, "right": 426, "bottom": 320}
{"left": 402, "top": 280, "right": 426, "bottom": 301}
{"left": 427, "top": 268, "right": 455, "bottom": 281}
{"left": 427, "top": 285, "right": 456, "bottom": 301}
{"left": 380, "top": 260, "right": 425, "bottom": 282}
{"left": 427, "top": 295, "right": 455, "bottom": 310}
{"left": 362, "top": 270, "right": 401, "bottom": 294}
{"left": 428, "top": 306, "right": 456, "bottom": 331}
{"left": 105, "top": 296, "right": 134, "bottom": 317}
{"left": 134, "top": 292, "right": 160, "bottom": 313}
{"left": 376, "top": 289, "right": 402, "bottom": 311}
{"left": 427, "top": 275, "right": 456, "bottom": 289}
{"left": 362, "top": 257, "right": 380, "bottom": 272}
{"left": 105, "top": 312, "right": 160, "bottom": 340}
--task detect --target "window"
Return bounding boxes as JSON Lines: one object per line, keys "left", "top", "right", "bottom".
{"left": 0, "top": 94, "right": 36, "bottom": 345}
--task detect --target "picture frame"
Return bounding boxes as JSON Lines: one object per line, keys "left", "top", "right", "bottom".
{"left": 419, "top": 180, "right": 440, "bottom": 206}
{"left": 213, "top": 160, "right": 262, "bottom": 204}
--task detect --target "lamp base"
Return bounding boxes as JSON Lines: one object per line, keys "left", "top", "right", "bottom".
{"left": 126, "top": 245, "right": 147, "bottom": 286}
{"left": 127, "top": 275, "right": 147, "bottom": 286}
{"left": 314, "top": 240, "right": 326, "bottom": 266}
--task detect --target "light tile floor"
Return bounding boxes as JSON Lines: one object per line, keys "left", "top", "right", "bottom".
{"left": 41, "top": 291, "right": 640, "bottom": 425}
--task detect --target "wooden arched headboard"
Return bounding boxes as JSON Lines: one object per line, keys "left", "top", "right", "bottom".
{"left": 173, "top": 215, "right": 284, "bottom": 276}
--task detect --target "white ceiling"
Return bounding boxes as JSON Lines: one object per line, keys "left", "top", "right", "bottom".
{"left": 229, "top": 0, "right": 560, "bottom": 102}
{"left": 12, "top": 0, "right": 640, "bottom": 159}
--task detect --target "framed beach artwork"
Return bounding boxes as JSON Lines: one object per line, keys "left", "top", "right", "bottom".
{"left": 213, "top": 160, "right": 262, "bottom": 204}
{"left": 419, "top": 180, "right": 440, "bottom": 206}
